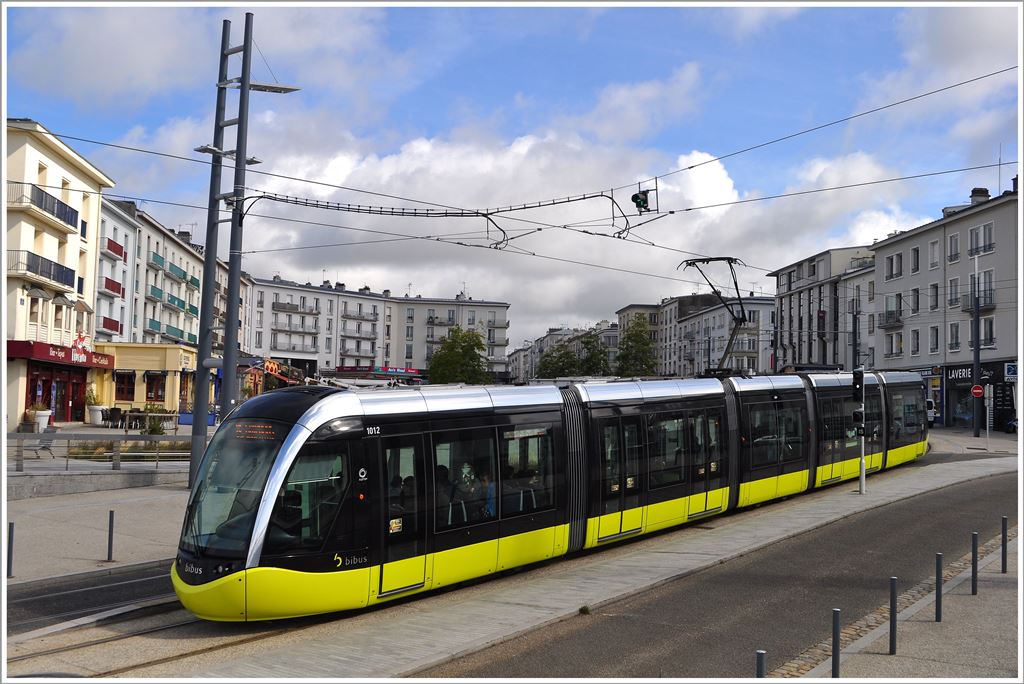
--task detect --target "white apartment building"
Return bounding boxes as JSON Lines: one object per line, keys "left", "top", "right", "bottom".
{"left": 384, "top": 292, "right": 511, "bottom": 380}
{"left": 679, "top": 296, "right": 776, "bottom": 376}
{"left": 507, "top": 345, "right": 530, "bottom": 384}
{"left": 522, "top": 326, "right": 582, "bottom": 380}
{"left": 6, "top": 118, "right": 115, "bottom": 428}
{"left": 94, "top": 199, "right": 138, "bottom": 342}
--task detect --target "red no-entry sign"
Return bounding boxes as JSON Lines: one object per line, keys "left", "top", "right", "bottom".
{"left": 971, "top": 384, "right": 984, "bottom": 398}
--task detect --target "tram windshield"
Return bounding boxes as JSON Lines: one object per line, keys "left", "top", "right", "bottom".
{"left": 180, "top": 419, "right": 293, "bottom": 559}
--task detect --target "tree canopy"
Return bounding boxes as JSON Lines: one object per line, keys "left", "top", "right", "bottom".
{"left": 578, "top": 330, "right": 612, "bottom": 376}
{"left": 428, "top": 325, "right": 490, "bottom": 384}
{"left": 615, "top": 313, "right": 657, "bottom": 376}
{"left": 536, "top": 342, "right": 580, "bottom": 378}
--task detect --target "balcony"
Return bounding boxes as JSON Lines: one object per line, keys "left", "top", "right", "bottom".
{"left": 342, "top": 329, "right": 376, "bottom": 340}
{"left": 427, "top": 316, "right": 454, "bottom": 326}
{"left": 186, "top": 304, "right": 199, "bottom": 318}
{"left": 98, "top": 276, "right": 124, "bottom": 298}
{"left": 961, "top": 290, "right": 996, "bottom": 313}
{"left": 166, "top": 263, "right": 187, "bottom": 282}
{"left": 166, "top": 293, "right": 187, "bottom": 311}
{"left": 187, "top": 275, "right": 201, "bottom": 290}
{"left": 487, "top": 320, "right": 510, "bottom": 328}
{"left": 146, "top": 318, "right": 162, "bottom": 334}
{"left": 186, "top": 332, "right": 198, "bottom": 345}
{"left": 967, "top": 243, "right": 995, "bottom": 258}
{"left": 146, "top": 285, "right": 163, "bottom": 302}
{"left": 489, "top": 338, "right": 510, "bottom": 346}
{"left": 101, "top": 237, "right": 127, "bottom": 261}
{"left": 214, "top": 281, "right": 225, "bottom": 293}
{"left": 341, "top": 310, "right": 378, "bottom": 322}
{"left": 947, "top": 296, "right": 961, "bottom": 307}
{"left": 6, "top": 181, "right": 79, "bottom": 234}
{"left": 147, "top": 251, "right": 165, "bottom": 269}
{"left": 883, "top": 350, "right": 903, "bottom": 359}
{"left": 271, "top": 301, "right": 321, "bottom": 315}
{"left": 846, "top": 256, "right": 875, "bottom": 272}
{"left": 426, "top": 336, "right": 447, "bottom": 345}
{"left": 878, "top": 310, "right": 904, "bottom": 329}
{"left": 948, "top": 340, "right": 961, "bottom": 352}
{"left": 947, "top": 252, "right": 960, "bottom": 263}
{"left": 271, "top": 321, "right": 319, "bottom": 333}
{"left": 162, "top": 324, "right": 185, "bottom": 341}
{"left": 7, "top": 250, "right": 76, "bottom": 292}
{"left": 342, "top": 347, "right": 375, "bottom": 358}
{"left": 270, "top": 342, "right": 319, "bottom": 354}
{"left": 99, "top": 316, "right": 123, "bottom": 334}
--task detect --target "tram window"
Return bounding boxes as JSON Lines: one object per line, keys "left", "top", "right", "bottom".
{"left": 263, "top": 442, "right": 350, "bottom": 555}
{"left": 840, "top": 397, "right": 861, "bottom": 461}
{"left": 649, "top": 414, "right": 686, "bottom": 488}
{"left": 778, "top": 402, "right": 806, "bottom": 463}
{"left": 703, "top": 410, "right": 726, "bottom": 479}
{"left": 890, "top": 389, "right": 924, "bottom": 448}
{"left": 747, "top": 403, "right": 779, "bottom": 468}
{"left": 498, "top": 425, "right": 555, "bottom": 516}
{"left": 819, "top": 398, "right": 839, "bottom": 465}
{"left": 432, "top": 428, "right": 497, "bottom": 529}
{"left": 385, "top": 442, "right": 418, "bottom": 515}
{"left": 865, "top": 388, "right": 882, "bottom": 449}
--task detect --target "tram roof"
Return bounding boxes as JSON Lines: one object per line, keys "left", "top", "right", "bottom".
{"left": 726, "top": 374, "right": 806, "bottom": 393}
{"left": 573, "top": 377, "right": 724, "bottom": 404}
{"left": 804, "top": 372, "right": 879, "bottom": 388}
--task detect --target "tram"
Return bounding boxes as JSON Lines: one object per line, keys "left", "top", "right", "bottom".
{"left": 172, "top": 372, "right": 928, "bottom": 621}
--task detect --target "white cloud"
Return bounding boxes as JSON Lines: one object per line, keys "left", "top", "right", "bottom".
{"left": 834, "top": 206, "right": 935, "bottom": 249}
{"left": 723, "top": 7, "right": 802, "bottom": 40}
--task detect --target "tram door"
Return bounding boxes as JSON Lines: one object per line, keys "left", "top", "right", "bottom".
{"left": 597, "top": 417, "right": 643, "bottom": 540}
{"left": 688, "top": 410, "right": 726, "bottom": 516}
{"left": 378, "top": 434, "right": 427, "bottom": 596}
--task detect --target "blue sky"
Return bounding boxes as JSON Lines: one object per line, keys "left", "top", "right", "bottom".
{"left": 4, "top": 3, "right": 1020, "bottom": 346}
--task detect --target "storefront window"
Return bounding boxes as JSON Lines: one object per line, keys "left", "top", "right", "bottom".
{"left": 115, "top": 373, "right": 136, "bottom": 401}
{"left": 146, "top": 374, "right": 166, "bottom": 402}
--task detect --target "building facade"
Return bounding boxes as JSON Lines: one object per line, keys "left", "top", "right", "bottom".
{"left": 870, "top": 183, "right": 1018, "bottom": 430}
{"left": 679, "top": 296, "right": 776, "bottom": 376}
{"left": 94, "top": 200, "right": 138, "bottom": 343}
{"left": 6, "top": 118, "right": 115, "bottom": 428}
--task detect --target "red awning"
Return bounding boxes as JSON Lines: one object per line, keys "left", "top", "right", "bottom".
{"left": 266, "top": 370, "right": 298, "bottom": 384}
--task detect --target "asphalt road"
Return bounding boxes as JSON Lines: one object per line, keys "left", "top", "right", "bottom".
{"left": 6, "top": 563, "right": 175, "bottom": 637}
{"left": 416, "top": 471, "right": 1018, "bottom": 678}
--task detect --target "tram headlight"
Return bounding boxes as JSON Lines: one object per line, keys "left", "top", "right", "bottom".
{"left": 313, "top": 417, "right": 362, "bottom": 440}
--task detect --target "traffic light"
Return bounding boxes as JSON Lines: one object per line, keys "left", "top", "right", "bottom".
{"left": 852, "top": 368, "right": 864, "bottom": 400}
{"left": 632, "top": 190, "right": 650, "bottom": 213}
{"left": 852, "top": 409, "right": 865, "bottom": 436}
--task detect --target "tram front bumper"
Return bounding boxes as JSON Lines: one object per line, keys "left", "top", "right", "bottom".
{"left": 171, "top": 562, "right": 247, "bottom": 622}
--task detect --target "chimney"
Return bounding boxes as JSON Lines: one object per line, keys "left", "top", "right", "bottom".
{"left": 322, "top": 280, "right": 331, "bottom": 288}
{"left": 336, "top": 282, "right": 345, "bottom": 291}
{"left": 970, "top": 187, "right": 990, "bottom": 205}
{"left": 1013, "top": 175, "right": 1018, "bottom": 193}
{"left": 359, "top": 285, "right": 371, "bottom": 294}
{"left": 272, "top": 274, "right": 281, "bottom": 282}
{"left": 383, "top": 289, "right": 391, "bottom": 298}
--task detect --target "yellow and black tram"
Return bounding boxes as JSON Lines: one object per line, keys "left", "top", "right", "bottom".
{"left": 172, "top": 372, "right": 928, "bottom": 621}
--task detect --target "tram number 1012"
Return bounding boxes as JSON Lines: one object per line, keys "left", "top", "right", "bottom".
{"left": 365, "top": 425, "right": 381, "bottom": 436}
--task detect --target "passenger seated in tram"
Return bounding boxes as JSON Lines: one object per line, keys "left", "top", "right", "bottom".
{"left": 479, "top": 470, "right": 496, "bottom": 518}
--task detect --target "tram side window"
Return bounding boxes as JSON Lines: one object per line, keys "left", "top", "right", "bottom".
{"left": 890, "top": 389, "right": 924, "bottom": 448}
{"left": 433, "top": 428, "right": 497, "bottom": 529}
{"left": 840, "top": 396, "right": 861, "bottom": 462}
{"left": 264, "top": 442, "right": 349, "bottom": 555}
{"left": 865, "top": 388, "right": 883, "bottom": 450}
{"left": 498, "top": 425, "right": 555, "bottom": 516}
{"left": 649, "top": 414, "right": 686, "bottom": 488}
{"left": 694, "top": 410, "right": 727, "bottom": 479}
{"left": 747, "top": 403, "right": 779, "bottom": 468}
{"left": 778, "top": 402, "right": 807, "bottom": 462}
{"left": 818, "top": 398, "right": 840, "bottom": 465}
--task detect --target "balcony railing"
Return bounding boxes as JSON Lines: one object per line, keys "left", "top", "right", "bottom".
{"left": 947, "top": 252, "right": 960, "bottom": 263}
{"left": 7, "top": 250, "right": 76, "bottom": 290}
{"left": 99, "top": 316, "right": 123, "bottom": 334}
{"left": 186, "top": 332, "right": 198, "bottom": 345}
{"left": 163, "top": 324, "right": 185, "bottom": 340}
{"left": 968, "top": 337, "right": 997, "bottom": 350}
{"left": 883, "top": 351, "right": 903, "bottom": 359}
{"left": 342, "top": 329, "right": 376, "bottom": 340}
{"left": 948, "top": 340, "right": 961, "bottom": 351}
{"left": 99, "top": 277, "right": 124, "bottom": 298}
{"left": 342, "top": 347, "right": 375, "bottom": 358}
{"left": 271, "top": 321, "right": 319, "bottom": 333}
{"left": 146, "top": 285, "right": 163, "bottom": 302}
{"left": 101, "top": 237, "right": 127, "bottom": 261}
{"left": 187, "top": 304, "right": 199, "bottom": 317}
{"left": 427, "top": 316, "right": 455, "bottom": 326}
{"left": 270, "top": 342, "right": 320, "bottom": 353}
{"left": 967, "top": 243, "right": 995, "bottom": 257}
{"left": 7, "top": 181, "right": 79, "bottom": 231}
{"left": 146, "top": 318, "right": 162, "bottom": 333}
{"left": 166, "top": 263, "right": 187, "bottom": 282}
{"left": 166, "top": 293, "right": 187, "bottom": 311}
{"left": 147, "top": 251, "right": 165, "bottom": 269}
{"left": 947, "top": 295, "right": 961, "bottom": 307}
{"left": 271, "top": 301, "right": 321, "bottom": 314}
{"left": 878, "top": 310, "right": 904, "bottom": 329}
{"left": 487, "top": 320, "right": 510, "bottom": 328}
{"left": 341, "top": 310, "right": 378, "bottom": 322}
{"left": 961, "top": 290, "right": 996, "bottom": 313}
{"left": 187, "top": 275, "right": 201, "bottom": 289}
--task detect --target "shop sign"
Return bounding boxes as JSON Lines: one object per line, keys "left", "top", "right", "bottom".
{"left": 1006, "top": 362, "right": 1017, "bottom": 382}
{"left": 946, "top": 363, "right": 1001, "bottom": 388}
{"left": 7, "top": 340, "right": 114, "bottom": 369}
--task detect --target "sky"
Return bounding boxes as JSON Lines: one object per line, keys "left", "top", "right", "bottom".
{"left": 4, "top": 2, "right": 1020, "bottom": 349}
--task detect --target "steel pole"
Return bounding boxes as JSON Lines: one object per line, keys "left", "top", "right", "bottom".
{"left": 220, "top": 12, "right": 254, "bottom": 416}
{"left": 189, "top": 19, "right": 232, "bottom": 488}
{"left": 972, "top": 255, "right": 981, "bottom": 437}
{"left": 831, "top": 608, "right": 841, "bottom": 678}
{"left": 889, "top": 576, "right": 897, "bottom": 655}
{"left": 859, "top": 365, "right": 866, "bottom": 495}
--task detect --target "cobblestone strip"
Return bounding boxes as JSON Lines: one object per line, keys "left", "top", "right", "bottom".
{"left": 769, "top": 526, "right": 1018, "bottom": 677}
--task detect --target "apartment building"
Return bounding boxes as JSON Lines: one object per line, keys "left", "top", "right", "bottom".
{"left": 507, "top": 345, "right": 529, "bottom": 384}
{"left": 94, "top": 200, "right": 138, "bottom": 342}
{"left": 522, "top": 326, "right": 583, "bottom": 380}
{"left": 565, "top": 320, "right": 619, "bottom": 372}
{"left": 679, "top": 296, "right": 776, "bottom": 376}
{"left": 652, "top": 294, "right": 722, "bottom": 376}
{"left": 250, "top": 277, "right": 383, "bottom": 378}
{"left": 870, "top": 182, "right": 1018, "bottom": 430}
{"left": 6, "top": 118, "right": 115, "bottom": 428}
{"left": 769, "top": 246, "right": 875, "bottom": 372}
{"left": 384, "top": 291, "right": 511, "bottom": 380}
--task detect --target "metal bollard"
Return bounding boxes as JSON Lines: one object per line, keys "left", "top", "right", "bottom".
{"left": 756, "top": 650, "right": 766, "bottom": 678}
{"left": 832, "top": 608, "right": 841, "bottom": 678}
{"left": 889, "top": 576, "right": 897, "bottom": 655}
{"left": 155, "top": 439, "right": 161, "bottom": 470}
{"left": 16, "top": 438, "right": 24, "bottom": 472}
{"left": 113, "top": 440, "right": 121, "bottom": 470}
{"left": 106, "top": 510, "right": 115, "bottom": 562}
{"left": 971, "top": 532, "right": 979, "bottom": 595}
{"left": 1002, "top": 516, "right": 1008, "bottom": 574}
{"left": 935, "top": 553, "right": 943, "bottom": 622}
{"left": 7, "top": 522, "right": 13, "bottom": 578}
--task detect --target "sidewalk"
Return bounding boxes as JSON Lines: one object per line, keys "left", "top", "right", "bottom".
{"left": 927, "top": 424, "right": 1019, "bottom": 455}
{"left": 804, "top": 543, "right": 1018, "bottom": 678}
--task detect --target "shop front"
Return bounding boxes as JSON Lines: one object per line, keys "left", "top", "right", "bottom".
{"left": 6, "top": 340, "right": 114, "bottom": 426}
{"left": 906, "top": 365, "right": 944, "bottom": 426}
{"left": 944, "top": 361, "right": 1016, "bottom": 431}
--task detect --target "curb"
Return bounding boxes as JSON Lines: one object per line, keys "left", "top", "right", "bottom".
{"left": 6, "top": 558, "right": 175, "bottom": 594}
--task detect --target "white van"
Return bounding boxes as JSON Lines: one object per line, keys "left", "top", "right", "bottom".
{"left": 926, "top": 399, "right": 936, "bottom": 427}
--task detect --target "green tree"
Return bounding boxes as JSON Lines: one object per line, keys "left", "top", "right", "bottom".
{"left": 428, "top": 326, "right": 490, "bottom": 384}
{"left": 536, "top": 343, "right": 580, "bottom": 378}
{"left": 578, "top": 330, "right": 611, "bottom": 376}
{"left": 616, "top": 313, "right": 657, "bottom": 376}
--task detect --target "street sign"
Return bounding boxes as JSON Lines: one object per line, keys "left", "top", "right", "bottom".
{"left": 971, "top": 384, "right": 984, "bottom": 398}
